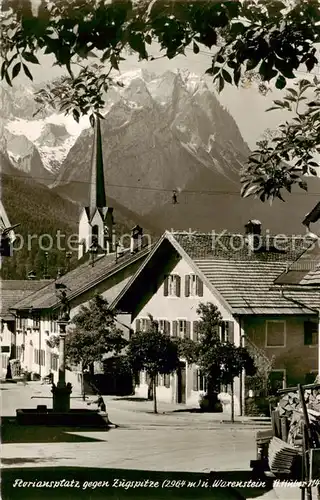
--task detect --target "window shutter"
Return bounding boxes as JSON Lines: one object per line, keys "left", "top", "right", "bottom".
{"left": 172, "top": 321, "right": 178, "bottom": 337}
{"left": 185, "top": 321, "right": 191, "bottom": 339}
{"left": 304, "top": 322, "right": 313, "bottom": 345}
{"left": 193, "top": 369, "right": 198, "bottom": 391}
{"left": 165, "top": 320, "right": 171, "bottom": 336}
{"left": 176, "top": 275, "right": 181, "bottom": 297}
{"left": 193, "top": 321, "right": 200, "bottom": 341}
{"left": 213, "top": 324, "right": 220, "bottom": 337}
{"left": 163, "top": 276, "right": 169, "bottom": 296}
{"left": 196, "top": 277, "right": 204, "bottom": 297}
{"left": 185, "top": 275, "right": 190, "bottom": 297}
{"left": 164, "top": 374, "right": 170, "bottom": 388}
{"left": 227, "top": 321, "right": 234, "bottom": 343}
{"left": 135, "top": 319, "right": 141, "bottom": 332}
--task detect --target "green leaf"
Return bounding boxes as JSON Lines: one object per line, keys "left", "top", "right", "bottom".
{"left": 22, "top": 52, "right": 40, "bottom": 64}
{"left": 110, "top": 53, "right": 119, "bottom": 70}
{"left": 1, "top": 61, "right": 6, "bottom": 80}
{"left": 193, "top": 41, "right": 200, "bottom": 54}
{"left": 89, "top": 114, "right": 95, "bottom": 127}
{"left": 4, "top": 70, "right": 12, "bottom": 87}
{"left": 298, "top": 180, "right": 308, "bottom": 191}
{"left": 275, "top": 75, "right": 286, "bottom": 89}
{"left": 22, "top": 63, "right": 33, "bottom": 81}
{"left": 233, "top": 67, "right": 241, "bottom": 86}
{"left": 72, "top": 109, "right": 80, "bottom": 123}
{"left": 12, "top": 62, "right": 21, "bottom": 79}
{"left": 218, "top": 75, "right": 224, "bottom": 93}
{"left": 222, "top": 69, "right": 232, "bottom": 84}
{"left": 310, "top": 167, "right": 318, "bottom": 176}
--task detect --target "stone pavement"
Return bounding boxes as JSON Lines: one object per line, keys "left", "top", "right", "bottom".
{"left": 1, "top": 382, "right": 315, "bottom": 500}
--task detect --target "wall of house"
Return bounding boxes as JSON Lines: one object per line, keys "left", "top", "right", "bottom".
{"left": 131, "top": 256, "right": 242, "bottom": 413}
{"left": 13, "top": 262, "right": 141, "bottom": 391}
{"left": 1, "top": 321, "right": 15, "bottom": 378}
{"left": 70, "top": 260, "right": 142, "bottom": 317}
{"left": 244, "top": 314, "right": 318, "bottom": 387}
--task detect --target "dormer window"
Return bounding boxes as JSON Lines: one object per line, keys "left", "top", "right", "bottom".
{"left": 163, "top": 275, "right": 181, "bottom": 297}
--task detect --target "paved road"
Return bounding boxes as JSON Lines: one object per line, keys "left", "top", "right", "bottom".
{"left": 1, "top": 382, "right": 309, "bottom": 500}
{"left": 1, "top": 382, "right": 257, "bottom": 472}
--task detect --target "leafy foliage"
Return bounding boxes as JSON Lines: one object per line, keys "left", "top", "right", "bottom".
{"left": 196, "top": 302, "right": 255, "bottom": 391}
{"left": 65, "top": 294, "right": 127, "bottom": 369}
{"left": 1, "top": 0, "right": 319, "bottom": 123}
{"left": 241, "top": 77, "right": 320, "bottom": 201}
{"left": 245, "top": 334, "right": 275, "bottom": 397}
{"left": 127, "top": 315, "right": 180, "bottom": 378}
{"left": 127, "top": 315, "right": 180, "bottom": 412}
{"left": 173, "top": 337, "right": 199, "bottom": 364}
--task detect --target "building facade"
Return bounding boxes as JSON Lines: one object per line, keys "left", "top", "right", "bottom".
{"left": 111, "top": 227, "right": 320, "bottom": 415}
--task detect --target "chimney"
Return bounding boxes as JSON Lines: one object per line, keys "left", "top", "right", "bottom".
{"left": 130, "top": 225, "right": 143, "bottom": 254}
{"left": 245, "top": 220, "right": 262, "bottom": 252}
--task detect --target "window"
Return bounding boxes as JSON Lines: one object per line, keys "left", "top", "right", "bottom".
{"left": 266, "top": 320, "right": 286, "bottom": 347}
{"left": 269, "top": 370, "right": 286, "bottom": 394}
{"left": 304, "top": 321, "right": 318, "bottom": 346}
{"left": 34, "top": 349, "right": 45, "bottom": 366}
{"left": 185, "top": 275, "right": 204, "bottom": 297}
{"left": 173, "top": 320, "right": 191, "bottom": 339}
{"left": 135, "top": 318, "right": 151, "bottom": 332}
{"left": 17, "top": 316, "right": 26, "bottom": 330}
{"left": 178, "top": 320, "right": 187, "bottom": 338}
{"left": 158, "top": 320, "right": 170, "bottom": 336}
{"left": 193, "top": 369, "right": 207, "bottom": 392}
{"left": 50, "top": 315, "right": 58, "bottom": 334}
{"left": 33, "top": 315, "right": 40, "bottom": 329}
{"left": 163, "top": 275, "right": 181, "bottom": 297}
{"left": 50, "top": 353, "right": 59, "bottom": 371}
{"left": 220, "top": 321, "right": 234, "bottom": 343}
{"left": 1, "top": 346, "right": 10, "bottom": 353}
{"left": 193, "top": 321, "right": 200, "bottom": 341}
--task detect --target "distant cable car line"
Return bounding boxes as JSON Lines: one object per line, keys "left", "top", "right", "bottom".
{"left": 3, "top": 170, "right": 320, "bottom": 197}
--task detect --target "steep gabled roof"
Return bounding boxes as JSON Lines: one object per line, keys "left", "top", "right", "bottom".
{"left": 11, "top": 244, "right": 152, "bottom": 311}
{"left": 111, "top": 231, "right": 319, "bottom": 315}
{"left": 0, "top": 280, "right": 52, "bottom": 320}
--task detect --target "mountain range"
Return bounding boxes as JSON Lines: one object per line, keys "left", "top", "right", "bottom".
{"left": 1, "top": 68, "right": 320, "bottom": 279}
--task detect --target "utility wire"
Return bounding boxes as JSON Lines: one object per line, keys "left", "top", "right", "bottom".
{"left": 2, "top": 170, "right": 320, "bottom": 197}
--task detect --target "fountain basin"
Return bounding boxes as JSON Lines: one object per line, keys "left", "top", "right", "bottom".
{"left": 16, "top": 408, "right": 109, "bottom": 427}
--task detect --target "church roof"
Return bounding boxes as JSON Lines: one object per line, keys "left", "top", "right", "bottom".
{"left": 89, "top": 116, "right": 107, "bottom": 217}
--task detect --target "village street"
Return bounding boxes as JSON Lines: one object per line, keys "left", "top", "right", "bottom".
{"left": 2, "top": 382, "right": 259, "bottom": 472}
{"left": 1, "top": 382, "right": 308, "bottom": 500}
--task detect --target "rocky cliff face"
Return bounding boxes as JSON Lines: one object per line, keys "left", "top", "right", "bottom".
{"left": 53, "top": 69, "right": 250, "bottom": 219}
{"left": 0, "top": 83, "right": 88, "bottom": 179}
{"left": 2, "top": 70, "right": 318, "bottom": 235}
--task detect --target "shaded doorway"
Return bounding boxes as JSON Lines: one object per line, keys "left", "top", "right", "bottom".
{"left": 177, "top": 362, "right": 186, "bottom": 404}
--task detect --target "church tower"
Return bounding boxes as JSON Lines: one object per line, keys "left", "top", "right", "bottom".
{"left": 78, "top": 116, "right": 114, "bottom": 259}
